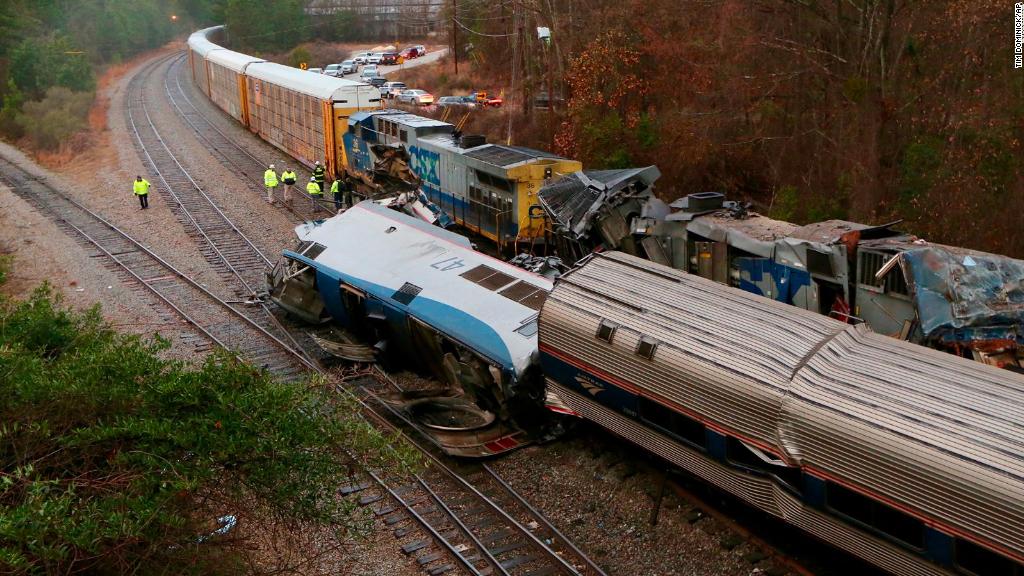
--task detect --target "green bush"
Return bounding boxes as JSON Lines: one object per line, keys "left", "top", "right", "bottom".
{"left": 0, "top": 281, "right": 419, "bottom": 574}
{"left": 17, "top": 87, "right": 92, "bottom": 150}
{"left": 287, "top": 45, "right": 313, "bottom": 69}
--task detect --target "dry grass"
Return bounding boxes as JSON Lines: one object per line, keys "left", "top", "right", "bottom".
{"left": 33, "top": 42, "right": 180, "bottom": 168}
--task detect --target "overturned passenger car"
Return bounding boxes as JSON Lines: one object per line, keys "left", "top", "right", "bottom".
{"left": 266, "top": 201, "right": 553, "bottom": 455}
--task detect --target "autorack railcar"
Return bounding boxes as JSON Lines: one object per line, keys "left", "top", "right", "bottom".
{"left": 266, "top": 201, "right": 553, "bottom": 445}
{"left": 186, "top": 26, "right": 383, "bottom": 178}
{"left": 539, "top": 251, "right": 1024, "bottom": 576}
{"left": 343, "top": 109, "right": 582, "bottom": 249}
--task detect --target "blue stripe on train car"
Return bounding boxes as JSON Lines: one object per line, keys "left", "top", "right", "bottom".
{"left": 288, "top": 250, "right": 515, "bottom": 368}
{"left": 539, "top": 349, "right": 639, "bottom": 417}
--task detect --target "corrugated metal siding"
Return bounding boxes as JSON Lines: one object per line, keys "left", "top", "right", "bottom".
{"left": 189, "top": 47, "right": 210, "bottom": 96}
{"left": 541, "top": 251, "right": 844, "bottom": 452}
{"left": 549, "top": 381, "right": 951, "bottom": 576}
{"left": 207, "top": 60, "right": 244, "bottom": 122}
{"left": 541, "top": 251, "right": 1024, "bottom": 564}
{"left": 783, "top": 327, "right": 1024, "bottom": 558}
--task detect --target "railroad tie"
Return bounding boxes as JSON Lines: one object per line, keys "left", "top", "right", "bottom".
{"left": 500, "top": 554, "right": 540, "bottom": 570}
{"left": 416, "top": 552, "right": 443, "bottom": 565}
{"left": 427, "top": 565, "right": 454, "bottom": 575}
{"left": 489, "top": 540, "right": 527, "bottom": 555}
{"left": 401, "top": 540, "right": 428, "bottom": 554}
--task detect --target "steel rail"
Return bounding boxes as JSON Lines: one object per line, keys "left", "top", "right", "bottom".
{"left": 165, "top": 54, "right": 333, "bottom": 221}
{"left": 0, "top": 156, "right": 316, "bottom": 376}
{"left": 131, "top": 55, "right": 322, "bottom": 369}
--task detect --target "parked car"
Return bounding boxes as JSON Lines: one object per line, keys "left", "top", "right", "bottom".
{"left": 436, "top": 96, "right": 477, "bottom": 108}
{"left": 471, "top": 91, "right": 503, "bottom": 107}
{"left": 380, "top": 52, "right": 402, "bottom": 65}
{"left": 399, "top": 47, "right": 419, "bottom": 60}
{"left": 307, "top": 67, "right": 323, "bottom": 74}
{"left": 381, "top": 81, "right": 407, "bottom": 98}
{"left": 340, "top": 60, "right": 357, "bottom": 75}
{"left": 367, "top": 52, "right": 384, "bottom": 64}
{"left": 365, "top": 76, "right": 387, "bottom": 88}
{"left": 353, "top": 52, "right": 372, "bottom": 64}
{"left": 360, "top": 65, "right": 379, "bottom": 79}
{"left": 411, "top": 45, "right": 426, "bottom": 57}
{"left": 397, "top": 89, "right": 434, "bottom": 106}
{"left": 323, "top": 63, "right": 342, "bottom": 77}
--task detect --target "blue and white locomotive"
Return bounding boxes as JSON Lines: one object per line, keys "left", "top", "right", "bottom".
{"left": 267, "top": 201, "right": 552, "bottom": 436}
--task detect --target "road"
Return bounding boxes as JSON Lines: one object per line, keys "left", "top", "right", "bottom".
{"left": 338, "top": 48, "right": 447, "bottom": 79}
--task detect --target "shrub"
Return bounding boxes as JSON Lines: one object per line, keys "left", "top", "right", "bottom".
{"left": 17, "top": 87, "right": 93, "bottom": 150}
{"left": 0, "top": 279, "right": 419, "bottom": 574}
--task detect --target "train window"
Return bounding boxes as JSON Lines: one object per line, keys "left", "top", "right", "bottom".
{"left": 806, "top": 249, "right": 834, "bottom": 277}
{"left": 725, "top": 437, "right": 801, "bottom": 491}
{"left": 635, "top": 337, "right": 658, "bottom": 360}
{"left": 400, "top": 130, "right": 408, "bottom": 143}
{"left": 515, "top": 320, "right": 539, "bottom": 338}
{"left": 825, "top": 481, "right": 924, "bottom": 549}
{"left": 638, "top": 396, "right": 706, "bottom": 450}
{"left": 596, "top": 320, "right": 617, "bottom": 343}
{"left": 954, "top": 538, "right": 1020, "bottom": 576}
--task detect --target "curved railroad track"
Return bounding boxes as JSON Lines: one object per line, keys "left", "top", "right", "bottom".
{"left": 0, "top": 154, "right": 314, "bottom": 380}
{"left": 164, "top": 53, "right": 332, "bottom": 223}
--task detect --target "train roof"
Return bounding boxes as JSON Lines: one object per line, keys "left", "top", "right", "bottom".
{"left": 290, "top": 201, "right": 552, "bottom": 372}
{"left": 547, "top": 251, "right": 1024, "bottom": 558}
{"left": 187, "top": 26, "right": 222, "bottom": 57}
{"left": 245, "top": 61, "right": 380, "bottom": 102}
{"left": 206, "top": 47, "right": 265, "bottom": 72}
{"left": 462, "top": 144, "right": 565, "bottom": 168}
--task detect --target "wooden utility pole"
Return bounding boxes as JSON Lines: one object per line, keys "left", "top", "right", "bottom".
{"left": 452, "top": 0, "right": 459, "bottom": 75}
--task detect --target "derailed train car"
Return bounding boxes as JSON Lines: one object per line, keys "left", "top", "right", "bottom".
{"left": 266, "top": 201, "right": 553, "bottom": 455}
{"left": 343, "top": 109, "right": 582, "bottom": 249}
{"left": 540, "top": 251, "right": 1024, "bottom": 576}
{"left": 540, "top": 179, "right": 1024, "bottom": 369}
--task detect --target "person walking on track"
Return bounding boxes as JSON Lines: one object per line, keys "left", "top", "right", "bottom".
{"left": 281, "top": 168, "right": 297, "bottom": 205}
{"left": 133, "top": 175, "right": 151, "bottom": 209}
{"left": 306, "top": 176, "right": 323, "bottom": 213}
{"left": 312, "top": 160, "right": 326, "bottom": 194}
{"left": 264, "top": 164, "right": 279, "bottom": 203}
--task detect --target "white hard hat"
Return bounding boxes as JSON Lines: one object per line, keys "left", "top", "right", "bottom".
{"left": 315, "top": 160, "right": 321, "bottom": 165}
{"left": 310, "top": 176, "right": 316, "bottom": 181}
{"left": 269, "top": 164, "right": 275, "bottom": 169}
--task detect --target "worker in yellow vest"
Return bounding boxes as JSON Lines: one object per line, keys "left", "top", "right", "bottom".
{"left": 306, "top": 176, "right": 323, "bottom": 213}
{"left": 133, "top": 175, "right": 151, "bottom": 209}
{"left": 264, "top": 164, "right": 279, "bottom": 204}
{"left": 280, "top": 168, "right": 297, "bottom": 205}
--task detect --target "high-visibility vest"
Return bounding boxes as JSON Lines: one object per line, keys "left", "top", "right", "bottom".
{"left": 306, "top": 181, "right": 322, "bottom": 196}
{"left": 282, "top": 171, "right": 296, "bottom": 184}
{"left": 330, "top": 180, "right": 339, "bottom": 194}
{"left": 264, "top": 169, "right": 279, "bottom": 187}
{"left": 133, "top": 179, "right": 151, "bottom": 195}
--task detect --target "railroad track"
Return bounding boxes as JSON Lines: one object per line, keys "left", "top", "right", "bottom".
{"left": 164, "top": 54, "right": 334, "bottom": 223}
{"left": 344, "top": 369, "right": 607, "bottom": 576}
{"left": 0, "top": 155, "right": 313, "bottom": 381}
{"left": 125, "top": 53, "right": 609, "bottom": 576}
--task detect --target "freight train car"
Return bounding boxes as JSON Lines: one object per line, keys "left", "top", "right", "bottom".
{"left": 540, "top": 251, "right": 1024, "bottom": 576}
{"left": 205, "top": 48, "right": 263, "bottom": 124}
{"left": 186, "top": 26, "right": 382, "bottom": 179}
{"left": 344, "top": 109, "right": 582, "bottom": 249}
{"left": 186, "top": 27, "right": 219, "bottom": 96}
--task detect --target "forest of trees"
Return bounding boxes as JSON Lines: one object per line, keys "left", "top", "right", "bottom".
{"left": 457, "top": 0, "right": 1022, "bottom": 258}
